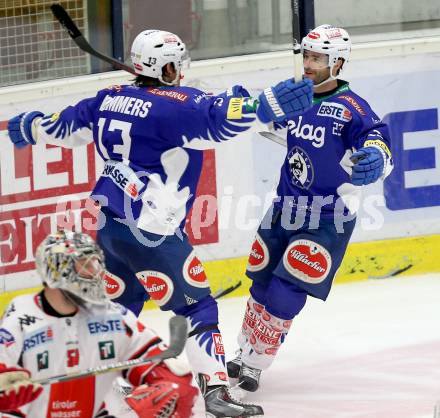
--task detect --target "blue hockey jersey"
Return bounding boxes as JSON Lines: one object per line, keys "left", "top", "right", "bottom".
{"left": 36, "top": 84, "right": 256, "bottom": 235}
{"left": 274, "top": 81, "right": 393, "bottom": 218}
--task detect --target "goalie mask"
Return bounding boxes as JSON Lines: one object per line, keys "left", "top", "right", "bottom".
{"left": 130, "top": 29, "right": 189, "bottom": 86}
{"left": 35, "top": 230, "right": 108, "bottom": 305}
{"left": 301, "top": 24, "right": 351, "bottom": 85}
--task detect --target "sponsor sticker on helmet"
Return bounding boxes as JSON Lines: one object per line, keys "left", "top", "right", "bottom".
{"left": 103, "top": 271, "right": 126, "bottom": 299}
{"left": 326, "top": 28, "right": 343, "bottom": 39}
{"left": 136, "top": 271, "right": 174, "bottom": 307}
{"left": 247, "top": 234, "right": 270, "bottom": 272}
{"left": 283, "top": 239, "right": 332, "bottom": 283}
{"left": 182, "top": 252, "right": 209, "bottom": 288}
{"left": 308, "top": 32, "right": 320, "bottom": 39}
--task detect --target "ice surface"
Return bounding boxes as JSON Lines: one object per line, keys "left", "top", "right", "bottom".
{"left": 141, "top": 273, "right": 440, "bottom": 418}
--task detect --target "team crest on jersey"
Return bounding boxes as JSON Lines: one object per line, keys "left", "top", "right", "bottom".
{"left": 136, "top": 270, "right": 174, "bottom": 307}
{"left": 247, "top": 234, "right": 270, "bottom": 272}
{"left": 103, "top": 271, "right": 126, "bottom": 299}
{"left": 182, "top": 252, "right": 209, "bottom": 288}
{"left": 287, "top": 147, "right": 314, "bottom": 189}
{"left": 283, "top": 239, "right": 332, "bottom": 283}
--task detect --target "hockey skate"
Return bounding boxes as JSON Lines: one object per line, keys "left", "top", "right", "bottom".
{"left": 227, "top": 350, "right": 242, "bottom": 379}
{"left": 198, "top": 374, "right": 264, "bottom": 417}
{"left": 238, "top": 363, "right": 262, "bottom": 393}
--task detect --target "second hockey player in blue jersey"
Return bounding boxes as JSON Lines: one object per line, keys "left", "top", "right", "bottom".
{"left": 7, "top": 29, "right": 313, "bottom": 417}
{"left": 227, "top": 24, "right": 394, "bottom": 393}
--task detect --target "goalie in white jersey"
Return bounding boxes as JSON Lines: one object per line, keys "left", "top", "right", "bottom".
{"left": 0, "top": 230, "right": 198, "bottom": 418}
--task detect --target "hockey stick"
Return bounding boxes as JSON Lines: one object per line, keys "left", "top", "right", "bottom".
{"left": 50, "top": 4, "right": 136, "bottom": 75}
{"left": 291, "top": 0, "right": 303, "bottom": 81}
{"left": 212, "top": 280, "right": 242, "bottom": 300}
{"left": 34, "top": 315, "right": 187, "bottom": 385}
{"left": 259, "top": 131, "right": 287, "bottom": 147}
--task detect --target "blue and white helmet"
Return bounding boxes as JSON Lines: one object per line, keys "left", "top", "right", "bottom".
{"left": 301, "top": 24, "right": 351, "bottom": 78}
{"left": 130, "top": 29, "right": 189, "bottom": 86}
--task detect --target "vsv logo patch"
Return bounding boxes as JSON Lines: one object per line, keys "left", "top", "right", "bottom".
{"left": 287, "top": 147, "right": 314, "bottom": 189}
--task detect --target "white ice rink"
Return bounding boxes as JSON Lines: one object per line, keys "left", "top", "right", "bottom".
{"left": 141, "top": 273, "right": 440, "bottom": 418}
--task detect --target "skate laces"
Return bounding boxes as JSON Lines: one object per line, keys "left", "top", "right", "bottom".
{"left": 225, "top": 386, "right": 258, "bottom": 408}
{"left": 231, "top": 349, "right": 242, "bottom": 364}
{"left": 241, "top": 365, "right": 261, "bottom": 380}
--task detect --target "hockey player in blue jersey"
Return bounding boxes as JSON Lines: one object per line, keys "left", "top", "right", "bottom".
{"left": 227, "top": 24, "right": 394, "bottom": 393}
{"left": 7, "top": 29, "right": 313, "bottom": 417}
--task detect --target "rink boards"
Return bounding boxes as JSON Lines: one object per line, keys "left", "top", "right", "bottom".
{"left": 1, "top": 37, "right": 440, "bottom": 311}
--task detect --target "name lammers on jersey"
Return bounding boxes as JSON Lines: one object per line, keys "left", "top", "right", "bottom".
{"left": 99, "top": 94, "right": 152, "bottom": 118}
{"left": 287, "top": 116, "right": 325, "bottom": 148}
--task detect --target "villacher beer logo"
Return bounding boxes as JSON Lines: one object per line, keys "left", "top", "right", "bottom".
{"left": 247, "top": 234, "right": 269, "bottom": 272}
{"left": 136, "top": 270, "right": 174, "bottom": 307}
{"left": 283, "top": 239, "right": 332, "bottom": 283}
{"left": 182, "top": 252, "right": 209, "bottom": 288}
{"left": 102, "top": 271, "right": 126, "bottom": 299}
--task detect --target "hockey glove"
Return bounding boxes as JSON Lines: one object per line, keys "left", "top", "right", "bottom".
{"left": 350, "top": 146, "right": 385, "bottom": 186}
{"left": 125, "top": 382, "right": 181, "bottom": 418}
{"left": 0, "top": 367, "right": 43, "bottom": 412}
{"left": 7, "top": 111, "right": 43, "bottom": 149}
{"left": 228, "top": 84, "right": 250, "bottom": 98}
{"left": 257, "top": 78, "right": 313, "bottom": 123}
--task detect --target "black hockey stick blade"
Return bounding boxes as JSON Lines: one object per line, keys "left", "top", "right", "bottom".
{"left": 34, "top": 315, "right": 187, "bottom": 385}
{"left": 50, "top": 4, "right": 82, "bottom": 39}
{"left": 50, "top": 4, "right": 136, "bottom": 75}
{"left": 212, "top": 280, "right": 242, "bottom": 300}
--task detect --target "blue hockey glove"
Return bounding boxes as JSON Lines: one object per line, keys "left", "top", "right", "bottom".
{"left": 257, "top": 78, "right": 313, "bottom": 123}
{"left": 7, "top": 111, "right": 43, "bottom": 149}
{"left": 218, "top": 84, "right": 251, "bottom": 99}
{"left": 350, "top": 146, "right": 385, "bottom": 186}
{"left": 229, "top": 85, "right": 250, "bottom": 97}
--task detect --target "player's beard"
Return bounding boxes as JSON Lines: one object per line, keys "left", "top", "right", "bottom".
{"left": 304, "top": 67, "right": 331, "bottom": 86}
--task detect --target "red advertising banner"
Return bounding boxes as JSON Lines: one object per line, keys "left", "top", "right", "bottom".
{"left": 0, "top": 122, "right": 218, "bottom": 275}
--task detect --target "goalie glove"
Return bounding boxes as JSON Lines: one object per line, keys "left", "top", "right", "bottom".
{"left": 257, "top": 78, "right": 313, "bottom": 123}
{"left": 125, "top": 382, "right": 181, "bottom": 418}
{"left": 7, "top": 111, "right": 43, "bottom": 149}
{"left": 0, "top": 366, "right": 43, "bottom": 412}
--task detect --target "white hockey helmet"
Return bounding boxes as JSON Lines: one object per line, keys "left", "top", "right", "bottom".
{"left": 130, "top": 29, "right": 188, "bottom": 86}
{"left": 301, "top": 24, "right": 351, "bottom": 78}
{"left": 35, "top": 230, "right": 108, "bottom": 305}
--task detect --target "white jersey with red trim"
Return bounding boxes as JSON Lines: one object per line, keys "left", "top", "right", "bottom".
{"left": 0, "top": 293, "right": 163, "bottom": 418}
